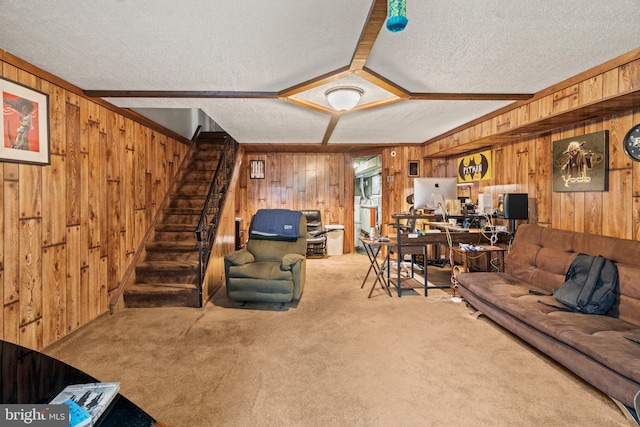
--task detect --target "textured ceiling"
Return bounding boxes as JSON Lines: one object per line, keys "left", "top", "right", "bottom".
{"left": 1, "top": 0, "right": 639, "bottom": 146}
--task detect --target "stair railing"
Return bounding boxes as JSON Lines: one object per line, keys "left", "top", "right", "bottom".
{"left": 195, "top": 133, "right": 239, "bottom": 305}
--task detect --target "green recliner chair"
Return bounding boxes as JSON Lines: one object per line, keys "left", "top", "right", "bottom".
{"left": 224, "top": 210, "right": 307, "bottom": 303}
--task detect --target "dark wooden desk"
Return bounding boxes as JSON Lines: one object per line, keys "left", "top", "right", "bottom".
{"left": 362, "top": 231, "right": 486, "bottom": 297}
{"left": 0, "top": 340, "right": 160, "bottom": 426}
{"left": 390, "top": 213, "right": 510, "bottom": 297}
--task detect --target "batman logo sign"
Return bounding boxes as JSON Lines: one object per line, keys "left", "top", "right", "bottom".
{"left": 458, "top": 153, "right": 489, "bottom": 182}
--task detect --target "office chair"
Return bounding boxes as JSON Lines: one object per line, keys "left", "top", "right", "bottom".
{"left": 300, "top": 209, "right": 327, "bottom": 257}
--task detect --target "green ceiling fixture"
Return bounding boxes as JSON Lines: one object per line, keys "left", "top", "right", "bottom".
{"left": 386, "top": 0, "right": 408, "bottom": 32}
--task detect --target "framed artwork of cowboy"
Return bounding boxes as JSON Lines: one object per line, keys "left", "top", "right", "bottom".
{"left": 1, "top": 77, "right": 50, "bottom": 165}
{"left": 552, "top": 130, "right": 608, "bottom": 192}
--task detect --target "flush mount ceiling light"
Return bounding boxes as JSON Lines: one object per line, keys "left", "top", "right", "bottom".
{"left": 325, "top": 86, "right": 364, "bottom": 112}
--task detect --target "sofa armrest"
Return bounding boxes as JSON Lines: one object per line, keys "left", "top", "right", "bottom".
{"left": 281, "top": 253, "right": 305, "bottom": 271}
{"left": 308, "top": 229, "right": 327, "bottom": 237}
{"left": 224, "top": 249, "right": 255, "bottom": 266}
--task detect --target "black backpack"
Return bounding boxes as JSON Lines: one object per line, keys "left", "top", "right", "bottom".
{"left": 537, "top": 254, "right": 618, "bottom": 314}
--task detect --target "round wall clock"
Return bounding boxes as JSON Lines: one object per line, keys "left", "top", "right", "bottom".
{"left": 623, "top": 123, "right": 640, "bottom": 162}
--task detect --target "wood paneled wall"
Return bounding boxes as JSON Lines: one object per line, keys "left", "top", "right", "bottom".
{"left": 422, "top": 107, "right": 640, "bottom": 240}
{"left": 420, "top": 52, "right": 640, "bottom": 241}
{"left": 235, "top": 152, "right": 355, "bottom": 252}
{"left": 1, "top": 57, "right": 189, "bottom": 350}
{"left": 423, "top": 50, "right": 639, "bottom": 158}
{"left": 378, "top": 146, "right": 423, "bottom": 236}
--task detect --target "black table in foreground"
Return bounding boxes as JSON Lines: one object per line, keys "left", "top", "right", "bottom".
{"left": 0, "top": 340, "right": 163, "bottom": 426}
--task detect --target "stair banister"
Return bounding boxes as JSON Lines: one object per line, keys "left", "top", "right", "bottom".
{"left": 195, "top": 134, "right": 239, "bottom": 305}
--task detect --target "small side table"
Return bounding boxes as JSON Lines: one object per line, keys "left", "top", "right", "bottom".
{"left": 358, "top": 236, "right": 393, "bottom": 298}
{"left": 450, "top": 245, "right": 506, "bottom": 296}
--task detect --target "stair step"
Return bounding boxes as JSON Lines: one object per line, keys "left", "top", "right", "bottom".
{"left": 192, "top": 149, "right": 221, "bottom": 157}
{"left": 161, "top": 213, "right": 201, "bottom": 225}
{"left": 135, "top": 261, "right": 199, "bottom": 284}
{"left": 144, "top": 251, "right": 199, "bottom": 262}
{"left": 174, "top": 182, "right": 211, "bottom": 193}
{"left": 187, "top": 159, "right": 219, "bottom": 169}
{"left": 128, "top": 282, "right": 197, "bottom": 291}
{"left": 197, "top": 132, "right": 226, "bottom": 144}
{"left": 171, "top": 185, "right": 211, "bottom": 193}
{"left": 176, "top": 186, "right": 213, "bottom": 193}
{"left": 168, "top": 198, "right": 207, "bottom": 209}
{"left": 155, "top": 223, "right": 195, "bottom": 232}
{"left": 179, "top": 171, "right": 215, "bottom": 181}
{"left": 185, "top": 157, "right": 220, "bottom": 167}
{"left": 124, "top": 283, "right": 199, "bottom": 308}
{"left": 176, "top": 175, "right": 214, "bottom": 183}
{"left": 146, "top": 241, "right": 197, "bottom": 252}
{"left": 188, "top": 158, "right": 219, "bottom": 168}
{"left": 164, "top": 206, "right": 202, "bottom": 214}
{"left": 154, "top": 229, "right": 196, "bottom": 241}
{"left": 179, "top": 177, "right": 213, "bottom": 186}
{"left": 194, "top": 142, "right": 223, "bottom": 150}
{"left": 169, "top": 196, "right": 205, "bottom": 206}
{"left": 137, "top": 260, "right": 198, "bottom": 271}
{"left": 145, "top": 241, "right": 199, "bottom": 261}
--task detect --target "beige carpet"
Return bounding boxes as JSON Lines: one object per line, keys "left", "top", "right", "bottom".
{"left": 44, "top": 253, "right": 630, "bottom": 427}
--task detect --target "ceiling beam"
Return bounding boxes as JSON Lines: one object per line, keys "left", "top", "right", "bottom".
{"left": 278, "top": 66, "right": 351, "bottom": 97}
{"left": 410, "top": 92, "right": 534, "bottom": 101}
{"left": 350, "top": 0, "right": 388, "bottom": 71}
{"left": 239, "top": 143, "right": 404, "bottom": 154}
{"left": 283, "top": 96, "right": 334, "bottom": 115}
{"left": 83, "top": 90, "right": 279, "bottom": 98}
{"left": 322, "top": 115, "right": 341, "bottom": 145}
{"left": 84, "top": 89, "right": 533, "bottom": 103}
{"left": 357, "top": 68, "right": 409, "bottom": 98}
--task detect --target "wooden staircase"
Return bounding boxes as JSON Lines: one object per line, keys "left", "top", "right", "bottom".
{"left": 123, "top": 132, "right": 225, "bottom": 308}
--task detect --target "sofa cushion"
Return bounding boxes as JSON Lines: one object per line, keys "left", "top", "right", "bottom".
{"left": 228, "top": 262, "right": 293, "bottom": 281}
{"left": 224, "top": 249, "right": 255, "bottom": 266}
{"left": 555, "top": 325, "right": 640, "bottom": 378}
{"left": 226, "top": 278, "right": 294, "bottom": 302}
{"left": 506, "top": 226, "right": 577, "bottom": 293}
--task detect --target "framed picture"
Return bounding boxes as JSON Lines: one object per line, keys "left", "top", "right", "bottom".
{"left": 408, "top": 160, "right": 419, "bottom": 177}
{"left": 1, "top": 77, "right": 50, "bottom": 165}
{"left": 249, "top": 160, "right": 265, "bottom": 179}
{"left": 552, "top": 130, "right": 608, "bottom": 192}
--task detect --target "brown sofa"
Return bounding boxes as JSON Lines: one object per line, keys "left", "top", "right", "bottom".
{"left": 456, "top": 223, "right": 640, "bottom": 413}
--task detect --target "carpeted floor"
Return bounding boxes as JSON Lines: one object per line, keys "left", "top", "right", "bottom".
{"left": 44, "top": 253, "right": 630, "bottom": 427}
